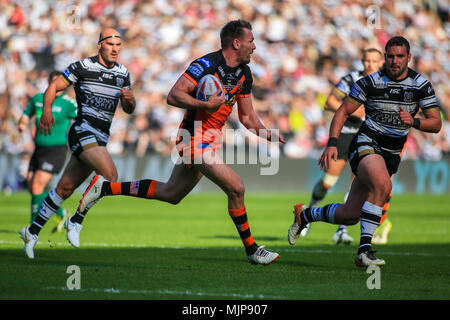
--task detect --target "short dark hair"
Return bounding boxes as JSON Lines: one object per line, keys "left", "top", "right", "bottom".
{"left": 220, "top": 19, "right": 252, "bottom": 49}
{"left": 385, "top": 36, "right": 410, "bottom": 54}
{"left": 48, "top": 70, "right": 63, "bottom": 83}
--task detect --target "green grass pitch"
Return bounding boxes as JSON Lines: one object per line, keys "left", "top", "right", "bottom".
{"left": 0, "top": 191, "right": 449, "bottom": 300}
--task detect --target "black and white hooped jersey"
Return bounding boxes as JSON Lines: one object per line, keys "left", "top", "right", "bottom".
{"left": 62, "top": 55, "right": 131, "bottom": 135}
{"left": 334, "top": 70, "right": 365, "bottom": 134}
{"left": 349, "top": 68, "right": 439, "bottom": 138}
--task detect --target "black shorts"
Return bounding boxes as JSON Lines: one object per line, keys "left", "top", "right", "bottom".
{"left": 348, "top": 125, "right": 406, "bottom": 176}
{"left": 337, "top": 133, "right": 355, "bottom": 161}
{"left": 29, "top": 145, "right": 68, "bottom": 174}
{"left": 68, "top": 122, "right": 108, "bottom": 159}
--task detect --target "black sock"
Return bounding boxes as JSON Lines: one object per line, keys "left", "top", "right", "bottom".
{"left": 70, "top": 210, "right": 86, "bottom": 224}
{"left": 29, "top": 191, "right": 62, "bottom": 235}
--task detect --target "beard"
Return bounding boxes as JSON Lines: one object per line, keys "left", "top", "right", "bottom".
{"left": 388, "top": 64, "right": 407, "bottom": 78}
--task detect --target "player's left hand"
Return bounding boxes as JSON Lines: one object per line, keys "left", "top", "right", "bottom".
{"left": 120, "top": 88, "right": 135, "bottom": 113}
{"left": 399, "top": 107, "right": 413, "bottom": 126}
{"left": 120, "top": 88, "right": 134, "bottom": 103}
{"left": 266, "top": 130, "right": 286, "bottom": 144}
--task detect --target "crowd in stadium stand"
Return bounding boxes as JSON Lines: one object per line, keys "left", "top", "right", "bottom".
{"left": 0, "top": 0, "right": 449, "bottom": 192}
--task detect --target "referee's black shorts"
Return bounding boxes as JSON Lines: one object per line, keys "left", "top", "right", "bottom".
{"left": 28, "top": 145, "right": 68, "bottom": 174}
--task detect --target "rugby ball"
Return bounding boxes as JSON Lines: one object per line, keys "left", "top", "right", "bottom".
{"left": 196, "top": 74, "right": 223, "bottom": 101}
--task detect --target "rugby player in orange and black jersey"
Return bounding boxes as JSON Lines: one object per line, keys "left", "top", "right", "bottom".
{"left": 66, "top": 21, "right": 282, "bottom": 266}
{"left": 180, "top": 50, "right": 252, "bottom": 146}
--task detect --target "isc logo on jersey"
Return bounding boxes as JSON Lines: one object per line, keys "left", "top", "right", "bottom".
{"left": 196, "top": 74, "right": 223, "bottom": 101}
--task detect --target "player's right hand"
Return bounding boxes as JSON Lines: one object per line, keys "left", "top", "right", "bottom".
{"left": 399, "top": 106, "right": 413, "bottom": 126}
{"left": 205, "top": 90, "right": 225, "bottom": 113}
{"left": 39, "top": 111, "right": 55, "bottom": 136}
{"left": 318, "top": 146, "right": 337, "bottom": 171}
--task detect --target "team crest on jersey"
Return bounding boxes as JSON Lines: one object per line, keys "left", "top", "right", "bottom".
{"left": 225, "top": 93, "right": 236, "bottom": 106}
{"left": 116, "top": 77, "right": 125, "bottom": 87}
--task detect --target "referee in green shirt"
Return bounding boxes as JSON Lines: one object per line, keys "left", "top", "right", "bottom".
{"left": 18, "top": 71, "right": 77, "bottom": 231}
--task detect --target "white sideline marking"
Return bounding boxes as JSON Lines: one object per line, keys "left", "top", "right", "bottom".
{"left": 44, "top": 286, "right": 284, "bottom": 299}
{"left": 2, "top": 240, "right": 449, "bottom": 257}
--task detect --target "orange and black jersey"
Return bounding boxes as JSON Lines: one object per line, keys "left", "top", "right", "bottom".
{"left": 181, "top": 50, "right": 253, "bottom": 139}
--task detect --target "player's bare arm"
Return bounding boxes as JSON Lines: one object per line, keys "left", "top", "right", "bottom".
{"left": 399, "top": 107, "right": 442, "bottom": 133}
{"left": 120, "top": 88, "right": 136, "bottom": 114}
{"left": 324, "top": 89, "right": 344, "bottom": 112}
{"left": 319, "top": 97, "right": 361, "bottom": 170}
{"left": 326, "top": 89, "right": 365, "bottom": 118}
{"left": 40, "top": 76, "right": 70, "bottom": 136}
{"left": 350, "top": 105, "right": 365, "bottom": 119}
{"left": 167, "top": 75, "right": 225, "bottom": 113}
{"left": 237, "top": 96, "right": 265, "bottom": 133}
{"left": 237, "top": 96, "right": 285, "bottom": 144}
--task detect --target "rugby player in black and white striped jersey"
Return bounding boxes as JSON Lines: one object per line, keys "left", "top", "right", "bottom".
{"left": 289, "top": 36, "right": 442, "bottom": 267}
{"left": 301, "top": 48, "right": 384, "bottom": 244}
{"left": 20, "top": 28, "right": 136, "bottom": 259}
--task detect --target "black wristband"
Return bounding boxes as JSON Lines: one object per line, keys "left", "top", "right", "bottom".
{"left": 413, "top": 118, "right": 421, "bottom": 129}
{"left": 327, "top": 137, "right": 338, "bottom": 147}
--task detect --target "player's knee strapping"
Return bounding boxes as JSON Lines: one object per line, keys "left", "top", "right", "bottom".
{"left": 322, "top": 173, "right": 339, "bottom": 189}
{"left": 228, "top": 206, "right": 258, "bottom": 255}
{"left": 310, "top": 174, "right": 339, "bottom": 207}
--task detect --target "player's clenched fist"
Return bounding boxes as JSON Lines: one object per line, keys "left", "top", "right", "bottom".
{"left": 120, "top": 88, "right": 134, "bottom": 103}
{"left": 399, "top": 106, "right": 413, "bottom": 126}
{"left": 120, "top": 88, "right": 136, "bottom": 113}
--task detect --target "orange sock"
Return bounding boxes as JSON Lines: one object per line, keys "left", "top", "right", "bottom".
{"left": 228, "top": 206, "right": 258, "bottom": 255}
{"left": 103, "top": 180, "right": 158, "bottom": 198}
